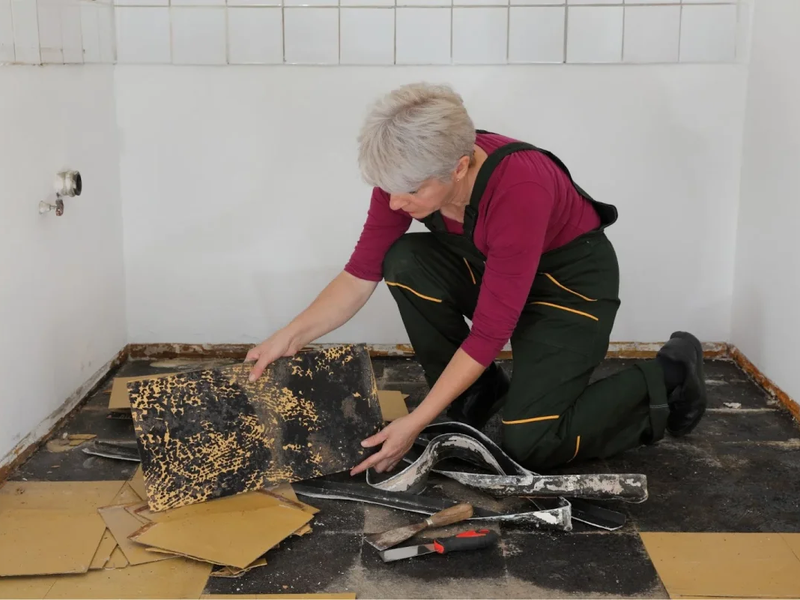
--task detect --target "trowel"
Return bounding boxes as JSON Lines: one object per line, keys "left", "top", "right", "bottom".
{"left": 364, "top": 503, "right": 473, "bottom": 551}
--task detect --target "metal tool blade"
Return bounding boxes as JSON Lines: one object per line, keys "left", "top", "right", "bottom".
{"left": 365, "top": 521, "right": 425, "bottom": 551}
{"left": 380, "top": 543, "right": 436, "bottom": 563}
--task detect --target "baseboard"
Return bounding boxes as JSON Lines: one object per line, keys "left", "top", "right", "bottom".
{"left": 729, "top": 345, "right": 800, "bottom": 422}
{"left": 127, "top": 341, "right": 731, "bottom": 361}
{"left": 0, "top": 346, "right": 128, "bottom": 482}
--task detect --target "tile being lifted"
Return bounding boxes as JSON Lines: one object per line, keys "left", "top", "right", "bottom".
{"left": 128, "top": 344, "right": 384, "bottom": 512}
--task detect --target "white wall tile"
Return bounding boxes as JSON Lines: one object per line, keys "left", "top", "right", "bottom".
{"left": 116, "top": 7, "right": 170, "bottom": 63}
{"left": 396, "top": 7, "right": 450, "bottom": 64}
{"left": 171, "top": 7, "right": 226, "bottom": 65}
{"left": 115, "top": 0, "right": 167, "bottom": 5}
{"left": 623, "top": 5, "right": 679, "bottom": 63}
{"left": 682, "top": 0, "right": 732, "bottom": 3}
{"left": 62, "top": 3, "right": 84, "bottom": 63}
{"left": 172, "top": 0, "right": 224, "bottom": 5}
{"left": 0, "top": 0, "right": 15, "bottom": 62}
{"left": 228, "top": 0, "right": 280, "bottom": 5}
{"left": 680, "top": 4, "right": 737, "bottom": 63}
{"left": 80, "top": 2, "right": 101, "bottom": 62}
{"left": 568, "top": 0, "right": 616, "bottom": 4}
{"left": 227, "top": 7, "right": 282, "bottom": 64}
{"left": 284, "top": 8, "right": 339, "bottom": 64}
{"left": 453, "top": 7, "right": 506, "bottom": 64}
{"left": 342, "top": 0, "right": 393, "bottom": 7}
{"left": 284, "top": 0, "right": 337, "bottom": 7}
{"left": 624, "top": 0, "right": 674, "bottom": 4}
{"left": 508, "top": 6, "right": 564, "bottom": 63}
{"left": 98, "top": 3, "right": 115, "bottom": 62}
{"left": 38, "top": 0, "right": 63, "bottom": 63}
{"left": 454, "top": 0, "right": 505, "bottom": 7}
{"left": 566, "top": 6, "right": 622, "bottom": 63}
{"left": 340, "top": 8, "right": 394, "bottom": 65}
{"left": 397, "top": 0, "right": 450, "bottom": 7}
{"left": 512, "top": 0, "right": 563, "bottom": 5}
{"left": 12, "top": 0, "right": 41, "bottom": 64}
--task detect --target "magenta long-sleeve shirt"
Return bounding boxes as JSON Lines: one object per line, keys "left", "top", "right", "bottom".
{"left": 344, "top": 132, "right": 601, "bottom": 367}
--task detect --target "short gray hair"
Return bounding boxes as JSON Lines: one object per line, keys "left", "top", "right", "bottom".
{"left": 357, "top": 82, "right": 476, "bottom": 194}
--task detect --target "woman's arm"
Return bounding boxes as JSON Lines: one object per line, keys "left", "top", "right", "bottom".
{"left": 247, "top": 271, "right": 377, "bottom": 381}
{"left": 350, "top": 349, "right": 485, "bottom": 475}
{"left": 351, "top": 181, "right": 553, "bottom": 475}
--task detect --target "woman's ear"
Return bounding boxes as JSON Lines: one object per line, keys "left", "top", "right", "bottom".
{"left": 454, "top": 155, "right": 471, "bottom": 181}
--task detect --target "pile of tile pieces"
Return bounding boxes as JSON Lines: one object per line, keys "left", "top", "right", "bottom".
{"left": 0, "top": 473, "right": 332, "bottom": 599}
{"left": 0, "top": 364, "right": 409, "bottom": 599}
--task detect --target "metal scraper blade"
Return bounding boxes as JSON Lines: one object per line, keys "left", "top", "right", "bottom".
{"left": 380, "top": 543, "right": 436, "bottom": 562}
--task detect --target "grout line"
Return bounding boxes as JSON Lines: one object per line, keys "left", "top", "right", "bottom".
{"left": 677, "top": 1, "right": 683, "bottom": 62}
{"left": 9, "top": 0, "right": 17, "bottom": 63}
{"left": 505, "top": 0, "right": 509, "bottom": 63}
{"left": 392, "top": 0, "right": 396, "bottom": 64}
{"left": 620, "top": 2, "right": 625, "bottom": 62}
{"left": 33, "top": 0, "right": 42, "bottom": 64}
{"left": 562, "top": 2, "right": 568, "bottom": 63}
{"left": 281, "top": 0, "right": 286, "bottom": 63}
{"left": 448, "top": 1, "right": 452, "bottom": 63}
{"left": 94, "top": 4, "right": 102, "bottom": 63}
{"left": 168, "top": 3, "right": 174, "bottom": 64}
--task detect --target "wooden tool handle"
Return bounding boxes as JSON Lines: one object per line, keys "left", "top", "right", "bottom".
{"left": 427, "top": 503, "right": 474, "bottom": 528}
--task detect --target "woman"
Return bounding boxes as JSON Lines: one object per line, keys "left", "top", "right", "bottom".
{"left": 245, "top": 82, "right": 707, "bottom": 476}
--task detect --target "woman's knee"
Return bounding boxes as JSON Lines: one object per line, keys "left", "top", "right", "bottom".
{"left": 382, "top": 234, "right": 432, "bottom": 281}
{"left": 502, "top": 421, "right": 565, "bottom": 470}
{"left": 502, "top": 424, "right": 538, "bottom": 466}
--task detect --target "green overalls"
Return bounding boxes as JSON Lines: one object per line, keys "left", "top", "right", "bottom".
{"left": 382, "top": 133, "right": 670, "bottom": 471}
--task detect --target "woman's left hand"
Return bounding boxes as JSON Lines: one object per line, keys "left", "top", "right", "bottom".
{"left": 350, "top": 414, "right": 426, "bottom": 476}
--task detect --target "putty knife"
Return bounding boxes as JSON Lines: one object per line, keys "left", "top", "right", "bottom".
{"left": 380, "top": 528, "right": 499, "bottom": 562}
{"left": 365, "top": 503, "right": 473, "bottom": 551}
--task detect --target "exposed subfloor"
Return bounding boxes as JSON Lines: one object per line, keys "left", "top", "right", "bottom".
{"left": 6, "top": 356, "right": 800, "bottom": 598}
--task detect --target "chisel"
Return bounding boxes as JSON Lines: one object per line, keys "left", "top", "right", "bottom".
{"left": 365, "top": 503, "right": 474, "bottom": 551}
{"left": 380, "top": 529, "right": 500, "bottom": 562}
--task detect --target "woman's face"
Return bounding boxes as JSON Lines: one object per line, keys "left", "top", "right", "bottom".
{"left": 388, "top": 178, "right": 455, "bottom": 219}
{"left": 388, "top": 155, "right": 471, "bottom": 219}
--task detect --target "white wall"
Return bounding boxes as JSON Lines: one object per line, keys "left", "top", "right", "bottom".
{"left": 0, "top": 66, "right": 127, "bottom": 464}
{"left": 732, "top": 0, "right": 800, "bottom": 406}
{"left": 117, "top": 65, "right": 747, "bottom": 346}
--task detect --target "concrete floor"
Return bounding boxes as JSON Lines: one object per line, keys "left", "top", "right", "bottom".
{"left": 7, "top": 356, "right": 800, "bottom": 598}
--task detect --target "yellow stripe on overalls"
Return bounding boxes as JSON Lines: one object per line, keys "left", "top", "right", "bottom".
{"left": 502, "top": 414, "right": 560, "bottom": 425}
{"left": 385, "top": 282, "right": 442, "bottom": 303}
{"left": 568, "top": 436, "right": 581, "bottom": 462}
{"left": 464, "top": 259, "right": 476, "bottom": 285}
{"left": 530, "top": 301, "right": 599, "bottom": 321}
{"left": 543, "top": 273, "right": 597, "bottom": 302}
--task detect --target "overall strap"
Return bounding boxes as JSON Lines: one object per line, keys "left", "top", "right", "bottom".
{"left": 465, "top": 130, "right": 617, "bottom": 239}
{"left": 464, "top": 141, "right": 536, "bottom": 240}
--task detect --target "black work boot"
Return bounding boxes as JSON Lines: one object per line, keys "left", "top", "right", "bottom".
{"left": 656, "top": 331, "right": 707, "bottom": 436}
{"left": 445, "top": 362, "right": 510, "bottom": 430}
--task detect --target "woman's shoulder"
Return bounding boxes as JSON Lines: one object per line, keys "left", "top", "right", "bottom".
{"left": 475, "top": 130, "right": 521, "bottom": 152}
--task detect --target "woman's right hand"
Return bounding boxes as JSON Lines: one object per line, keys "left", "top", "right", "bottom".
{"left": 245, "top": 328, "right": 301, "bottom": 382}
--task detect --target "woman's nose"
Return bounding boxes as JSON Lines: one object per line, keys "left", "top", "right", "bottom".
{"left": 389, "top": 194, "right": 407, "bottom": 211}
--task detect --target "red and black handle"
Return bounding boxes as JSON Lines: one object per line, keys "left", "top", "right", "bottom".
{"left": 432, "top": 529, "right": 500, "bottom": 554}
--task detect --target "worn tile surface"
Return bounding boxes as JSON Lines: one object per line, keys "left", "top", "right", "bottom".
{"left": 4, "top": 356, "right": 800, "bottom": 598}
